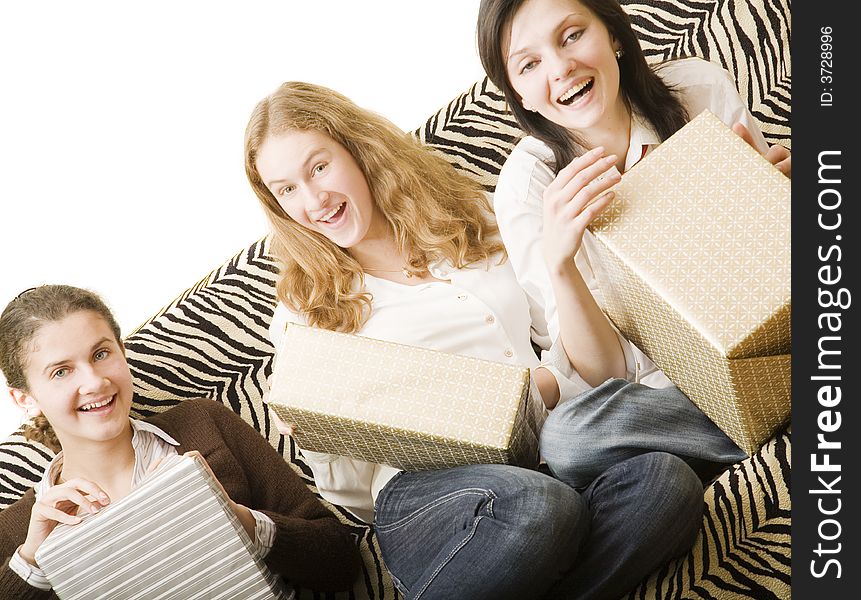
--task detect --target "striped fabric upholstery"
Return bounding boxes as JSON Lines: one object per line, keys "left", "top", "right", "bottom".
{"left": 0, "top": 1, "right": 790, "bottom": 598}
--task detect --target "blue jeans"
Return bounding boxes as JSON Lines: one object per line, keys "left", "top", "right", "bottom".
{"left": 374, "top": 454, "right": 703, "bottom": 599}
{"left": 540, "top": 379, "right": 748, "bottom": 490}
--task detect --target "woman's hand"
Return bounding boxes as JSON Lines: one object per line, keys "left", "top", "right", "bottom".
{"left": 542, "top": 147, "right": 621, "bottom": 271}
{"left": 18, "top": 478, "right": 110, "bottom": 565}
{"left": 262, "top": 374, "right": 296, "bottom": 437}
{"left": 732, "top": 122, "right": 791, "bottom": 178}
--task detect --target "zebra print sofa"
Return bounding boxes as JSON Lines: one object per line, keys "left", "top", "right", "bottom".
{"left": 0, "top": 1, "right": 790, "bottom": 598}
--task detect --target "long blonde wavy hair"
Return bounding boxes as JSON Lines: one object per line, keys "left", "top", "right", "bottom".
{"left": 245, "top": 82, "right": 506, "bottom": 333}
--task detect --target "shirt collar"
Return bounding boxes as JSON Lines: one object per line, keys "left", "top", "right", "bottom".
{"left": 625, "top": 111, "right": 661, "bottom": 172}
{"left": 131, "top": 417, "right": 179, "bottom": 447}
{"left": 36, "top": 418, "right": 179, "bottom": 497}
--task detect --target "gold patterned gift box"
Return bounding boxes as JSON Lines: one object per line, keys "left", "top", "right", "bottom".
{"left": 587, "top": 109, "right": 790, "bottom": 455}
{"left": 35, "top": 454, "right": 290, "bottom": 600}
{"left": 268, "top": 323, "right": 540, "bottom": 471}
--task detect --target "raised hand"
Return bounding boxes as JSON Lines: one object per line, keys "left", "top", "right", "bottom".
{"left": 732, "top": 122, "right": 791, "bottom": 178}
{"left": 18, "top": 478, "right": 110, "bottom": 565}
{"left": 542, "top": 147, "right": 621, "bottom": 270}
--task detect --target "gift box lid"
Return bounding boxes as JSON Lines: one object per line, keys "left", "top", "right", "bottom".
{"left": 589, "top": 109, "right": 790, "bottom": 359}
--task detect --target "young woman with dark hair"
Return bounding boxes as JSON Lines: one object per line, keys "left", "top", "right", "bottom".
{"left": 476, "top": 0, "right": 790, "bottom": 398}
{"left": 0, "top": 285, "right": 361, "bottom": 598}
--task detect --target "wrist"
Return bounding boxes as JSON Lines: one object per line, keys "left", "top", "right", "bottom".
{"left": 545, "top": 256, "right": 582, "bottom": 282}
{"left": 17, "top": 543, "right": 38, "bottom": 566}
{"left": 230, "top": 501, "right": 257, "bottom": 542}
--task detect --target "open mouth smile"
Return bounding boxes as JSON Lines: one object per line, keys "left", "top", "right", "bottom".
{"left": 78, "top": 395, "right": 115, "bottom": 412}
{"left": 557, "top": 78, "right": 594, "bottom": 105}
{"left": 317, "top": 202, "right": 346, "bottom": 224}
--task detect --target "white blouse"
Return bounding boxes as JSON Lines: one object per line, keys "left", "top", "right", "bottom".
{"left": 492, "top": 57, "right": 771, "bottom": 388}
{"left": 269, "top": 253, "right": 639, "bottom": 522}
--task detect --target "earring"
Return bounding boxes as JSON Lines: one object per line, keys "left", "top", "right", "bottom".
{"left": 615, "top": 48, "right": 624, "bottom": 59}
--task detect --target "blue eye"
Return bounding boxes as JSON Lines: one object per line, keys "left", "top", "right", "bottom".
{"left": 564, "top": 30, "right": 583, "bottom": 45}
{"left": 53, "top": 368, "right": 68, "bottom": 379}
{"left": 520, "top": 60, "right": 538, "bottom": 74}
{"left": 313, "top": 163, "right": 327, "bottom": 175}
{"left": 94, "top": 349, "right": 109, "bottom": 361}
{"left": 278, "top": 184, "right": 295, "bottom": 197}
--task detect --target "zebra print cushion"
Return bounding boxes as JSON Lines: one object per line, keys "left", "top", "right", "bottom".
{"left": 0, "top": 1, "right": 790, "bottom": 598}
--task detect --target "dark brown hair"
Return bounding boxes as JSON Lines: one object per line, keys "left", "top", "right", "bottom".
{"left": 477, "top": 0, "right": 689, "bottom": 170}
{"left": 0, "top": 285, "right": 122, "bottom": 452}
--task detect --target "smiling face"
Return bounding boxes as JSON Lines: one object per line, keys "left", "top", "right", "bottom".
{"left": 13, "top": 311, "right": 133, "bottom": 451}
{"left": 255, "top": 129, "right": 387, "bottom": 250}
{"left": 505, "top": 0, "right": 627, "bottom": 140}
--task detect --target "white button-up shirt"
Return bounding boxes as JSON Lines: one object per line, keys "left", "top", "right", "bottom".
{"left": 492, "top": 58, "right": 771, "bottom": 389}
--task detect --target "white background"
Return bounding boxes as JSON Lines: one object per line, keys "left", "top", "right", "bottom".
{"left": 0, "top": 0, "right": 485, "bottom": 436}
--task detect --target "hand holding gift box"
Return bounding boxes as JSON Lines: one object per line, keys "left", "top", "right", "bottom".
{"left": 267, "top": 323, "right": 541, "bottom": 471}
{"left": 35, "top": 453, "right": 290, "bottom": 600}
{"left": 586, "top": 109, "right": 791, "bottom": 454}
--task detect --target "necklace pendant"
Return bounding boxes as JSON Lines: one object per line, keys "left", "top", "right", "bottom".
{"left": 402, "top": 268, "right": 413, "bottom": 278}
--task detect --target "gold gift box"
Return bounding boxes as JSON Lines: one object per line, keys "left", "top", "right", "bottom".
{"left": 587, "top": 110, "right": 790, "bottom": 454}
{"left": 35, "top": 454, "right": 289, "bottom": 600}
{"left": 268, "top": 323, "right": 539, "bottom": 471}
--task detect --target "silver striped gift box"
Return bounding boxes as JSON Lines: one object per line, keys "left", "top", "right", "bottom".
{"left": 34, "top": 454, "right": 290, "bottom": 600}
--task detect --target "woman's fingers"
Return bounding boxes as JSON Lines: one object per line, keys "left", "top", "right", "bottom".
{"left": 183, "top": 451, "right": 215, "bottom": 481}
{"left": 732, "top": 122, "right": 756, "bottom": 149}
{"left": 34, "top": 504, "right": 83, "bottom": 526}
{"left": 549, "top": 150, "right": 619, "bottom": 211}
{"left": 51, "top": 478, "right": 110, "bottom": 508}
{"left": 559, "top": 161, "right": 620, "bottom": 220}
{"left": 269, "top": 408, "right": 295, "bottom": 437}
{"left": 765, "top": 145, "right": 792, "bottom": 177}
{"left": 549, "top": 147, "right": 607, "bottom": 196}
{"left": 733, "top": 121, "right": 791, "bottom": 178}
{"left": 562, "top": 191, "right": 616, "bottom": 244}
{"left": 36, "top": 486, "right": 106, "bottom": 521}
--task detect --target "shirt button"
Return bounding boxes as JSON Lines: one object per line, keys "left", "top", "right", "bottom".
{"left": 457, "top": 294, "right": 468, "bottom": 301}
{"left": 485, "top": 315, "right": 495, "bottom": 324}
{"left": 504, "top": 349, "right": 514, "bottom": 358}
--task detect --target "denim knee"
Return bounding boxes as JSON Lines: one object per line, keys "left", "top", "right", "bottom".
{"left": 490, "top": 468, "right": 589, "bottom": 545}
{"left": 540, "top": 403, "right": 599, "bottom": 489}
{"left": 636, "top": 452, "right": 704, "bottom": 555}
{"left": 374, "top": 465, "right": 590, "bottom": 598}
{"left": 504, "top": 474, "right": 590, "bottom": 582}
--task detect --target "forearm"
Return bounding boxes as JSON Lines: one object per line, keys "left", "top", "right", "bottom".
{"left": 548, "top": 259, "right": 626, "bottom": 386}
{"left": 230, "top": 501, "right": 258, "bottom": 543}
